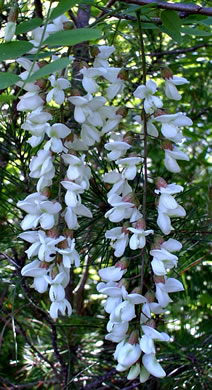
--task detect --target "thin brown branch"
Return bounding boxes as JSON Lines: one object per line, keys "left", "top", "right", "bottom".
{"left": 120, "top": 0, "right": 212, "bottom": 16}
{"left": 98, "top": 0, "right": 117, "bottom": 17}
{"left": 149, "top": 43, "right": 212, "bottom": 57}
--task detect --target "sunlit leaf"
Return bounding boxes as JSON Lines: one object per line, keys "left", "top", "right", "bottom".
{"left": 26, "top": 57, "right": 70, "bottom": 82}
{"left": 44, "top": 28, "right": 102, "bottom": 47}
{"left": 0, "top": 41, "right": 33, "bottom": 61}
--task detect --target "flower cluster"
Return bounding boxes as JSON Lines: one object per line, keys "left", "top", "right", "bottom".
{"left": 16, "top": 22, "right": 190, "bottom": 383}
{"left": 97, "top": 52, "right": 190, "bottom": 383}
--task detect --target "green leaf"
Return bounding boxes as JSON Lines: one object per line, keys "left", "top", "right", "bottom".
{"left": 26, "top": 57, "right": 70, "bottom": 82}
{"left": 200, "top": 17, "right": 212, "bottom": 26}
{"left": 182, "top": 14, "right": 209, "bottom": 24}
{"left": 0, "top": 94, "right": 16, "bottom": 102}
{"left": 181, "top": 27, "right": 211, "bottom": 36}
{"left": 50, "top": 0, "right": 78, "bottom": 20}
{"left": 161, "top": 10, "right": 182, "bottom": 43}
{"left": 0, "top": 41, "right": 33, "bottom": 61}
{"left": 0, "top": 72, "right": 20, "bottom": 89}
{"left": 122, "top": 3, "right": 158, "bottom": 15}
{"left": 16, "top": 18, "right": 43, "bottom": 35}
{"left": 44, "top": 28, "right": 102, "bottom": 47}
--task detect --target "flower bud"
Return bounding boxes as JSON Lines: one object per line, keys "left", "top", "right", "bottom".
{"left": 118, "top": 69, "right": 128, "bottom": 81}
{"left": 58, "top": 239, "right": 68, "bottom": 249}
{"left": 63, "top": 228, "right": 73, "bottom": 239}
{"left": 35, "top": 78, "right": 47, "bottom": 89}
{"left": 145, "top": 319, "right": 156, "bottom": 328}
{"left": 131, "top": 286, "right": 142, "bottom": 295}
{"left": 161, "top": 67, "right": 173, "bottom": 80}
{"left": 41, "top": 187, "right": 51, "bottom": 197}
{"left": 154, "top": 275, "right": 165, "bottom": 284}
{"left": 117, "top": 278, "right": 128, "bottom": 289}
{"left": 122, "top": 223, "right": 129, "bottom": 235}
{"left": 65, "top": 133, "right": 74, "bottom": 143}
{"left": 162, "top": 140, "right": 173, "bottom": 151}
{"left": 145, "top": 290, "right": 155, "bottom": 303}
{"left": 136, "top": 218, "right": 146, "bottom": 230}
{"left": 123, "top": 132, "right": 133, "bottom": 144}
{"left": 156, "top": 177, "right": 168, "bottom": 189}
{"left": 151, "top": 235, "right": 164, "bottom": 249}
{"left": 128, "top": 330, "right": 139, "bottom": 345}
{"left": 38, "top": 61, "right": 48, "bottom": 68}
{"left": 115, "top": 258, "right": 128, "bottom": 270}
{"left": 51, "top": 266, "right": 59, "bottom": 279}
{"left": 40, "top": 261, "right": 49, "bottom": 269}
{"left": 116, "top": 107, "right": 128, "bottom": 117}
{"left": 70, "top": 88, "right": 81, "bottom": 96}
{"left": 63, "top": 21, "right": 74, "bottom": 30}
{"left": 56, "top": 254, "right": 62, "bottom": 264}
{"left": 47, "top": 228, "right": 58, "bottom": 238}
{"left": 154, "top": 109, "right": 166, "bottom": 118}
{"left": 90, "top": 46, "right": 100, "bottom": 58}
{"left": 8, "top": 6, "right": 18, "bottom": 22}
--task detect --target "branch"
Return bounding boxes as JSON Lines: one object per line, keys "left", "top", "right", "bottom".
{"left": 148, "top": 43, "right": 212, "bottom": 57}
{"left": 120, "top": 0, "right": 212, "bottom": 16}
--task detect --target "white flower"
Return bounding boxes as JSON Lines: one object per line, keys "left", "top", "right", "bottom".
{"left": 98, "top": 266, "right": 126, "bottom": 282}
{"left": 116, "top": 157, "right": 142, "bottom": 180}
{"left": 49, "top": 298, "right": 72, "bottom": 319}
{"left": 142, "top": 353, "right": 166, "bottom": 378}
{"left": 105, "top": 194, "right": 135, "bottom": 223}
{"left": 58, "top": 237, "right": 80, "bottom": 268}
{"left": 105, "top": 321, "right": 129, "bottom": 343}
{"left": 62, "top": 153, "right": 91, "bottom": 189}
{"left": 164, "top": 147, "right": 189, "bottom": 173}
{"left": 140, "top": 325, "right": 170, "bottom": 354}
{"left": 165, "top": 76, "right": 189, "bottom": 100}
{"left": 105, "top": 141, "right": 131, "bottom": 161}
{"left": 79, "top": 67, "right": 102, "bottom": 93}
{"left": 68, "top": 94, "right": 106, "bottom": 124}
{"left": 161, "top": 238, "right": 182, "bottom": 252}
{"left": 17, "top": 92, "right": 44, "bottom": 112}
{"left": 64, "top": 204, "right": 92, "bottom": 230}
{"left": 155, "top": 112, "right": 193, "bottom": 142}
{"left": 134, "top": 115, "right": 158, "bottom": 137}
{"left": 17, "top": 193, "right": 62, "bottom": 230}
{"left": 29, "top": 149, "right": 55, "bottom": 192}
{"left": 29, "top": 27, "right": 49, "bottom": 50}
{"left": 133, "top": 80, "right": 163, "bottom": 113}
{"left": 116, "top": 341, "right": 142, "bottom": 371}
{"left": 45, "top": 123, "right": 71, "bottom": 153}
{"left": 22, "top": 108, "right": 52, "bottom": 144}
{"left": 47, "top": 75, "right": 70, "bottom": 105}
{"left": 81, "top": 122, "right": 101, "bottom": 146}
{"left": 5, "top": 21, "right": 16, "bottom": 42}
{"left": 16, "top": 57, "right": 40, "bottom": 92}
{"left": 93, "top": 45, "right": 115, "bottom": 69}
{"left": 103, "top": 171, "right": 132, "bottom": 198}
{"left": 127, "top": 227, "right": 154, "bottom": 250}
{"left": 21, "top": 259, "right": 49, "bottom": 293}
{"left": 104, "top": 68, "right": 125, "bottom": 100}
{"left": 155, "top": 277, "right": 184, "bottom": 307}
{"left": 150, "top": 247, "right": 178, "bottom": 275}
{"left": 61, "top": 180, "right": 83, "bottom": 207}
{"left": 111, "top": 286, "right": 146, "bottom": 322}
{"left": 19, "top": 230, "right": 64, "bottom": 261}
{"left": 105, "top": 227, "right": 129, "bottom": 257}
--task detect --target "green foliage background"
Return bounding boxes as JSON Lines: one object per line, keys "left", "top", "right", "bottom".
{"left": 0, "top": 0, "right": 211, "bottom": 389}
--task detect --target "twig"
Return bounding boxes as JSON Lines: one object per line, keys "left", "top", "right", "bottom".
{"left": 0, "top": 252, "right": 20, "bottom": 269}
{"left": 82, "top": 368, "right": 117, "bottom": 390}
{"left": 149, "top": 44, "right": 212, "bottom": 57}
{"left": 120, "top": 0, "right": 212, "bottom": 16}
